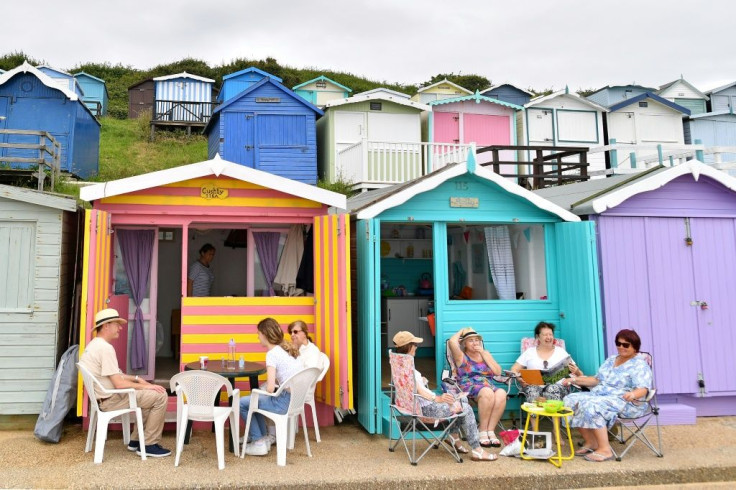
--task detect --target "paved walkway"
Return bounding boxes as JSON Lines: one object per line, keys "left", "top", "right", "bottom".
{"left": 2, "top": 416, "right": 735, "bottom": 489}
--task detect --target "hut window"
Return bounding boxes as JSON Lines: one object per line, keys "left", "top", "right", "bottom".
{"left": 370, "top": 102, "right": 382, "bottom": 111}
{"left": 447, "top": 223, "right": 547, "bottom": 301}
{"left": 0, "top": 221, "right": 36, "bottom": 310}
{"left": 638, "top": 101, "right": 648, "bottom": 108}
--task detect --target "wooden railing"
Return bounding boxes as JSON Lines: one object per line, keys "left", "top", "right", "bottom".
{"left": 337, "top": 140, "right": 472, "bottom": 190}
{"left": 0, "top": 129, "right": 61, "bottom": 190}
{"left": 153, "top": 99, "right": 217, "bottom": 124}
{"left": 476, "top": 145, "right": 590, "bottom": 189}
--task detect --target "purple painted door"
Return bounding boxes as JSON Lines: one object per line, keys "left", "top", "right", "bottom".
{"left": 689, "top": 218, "right": 736, "bottom": 394}
{"left": 434, "top": 112, "right": 459, "bottom": 144}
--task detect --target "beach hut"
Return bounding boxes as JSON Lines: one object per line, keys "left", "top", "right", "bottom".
{"left": 218, "top": 67, "right": 282, "bottom": 103}
{"left": 0, "top": 69, "right": 5, "bottom": 75}
{"left": 520, "top": 88, "right": 608, "bottom": 174}
{"left": 128, "top": 78, "right": 154, "bottom": 119}
{"left": 151, "top": 72, "right": 216, "bottom": 132}
{"left": 657, "top": 77, "right": 709, "bottom": 115}
{"left": 536, "top": 161, "right": 736, "bottom": 421}
{"left": 205, "top": 77, "right": 323, "bottom": 184}
{"left": 684, "top": 112, "right": 736, "bottom": 164}
{"left": 427, "top": 90, "right": 522, "bottom": 171}
{"left": 36, "top": 65, "right": 84, "bottom": 96}
{"left": 0, "top": 63, "right": 100, "bottom": 179}
{"left": 481, "top": 83, "right": 533, "bottom": 107}
{"left": 410, "top": 79, "right": 472, "bottom": 104}
{"left": 705, "top": 81, "right": 736, "bottom": 113}
{"left": 586, "top": 84, "right": 656, "bottom": 108}
{"left": 349, "top": 154, "right": 603, "bottom": 435}
{"left": 0, "top": 184, "right": 81, "bottom": 415}
{"left": 293, "top": 75, "right": 351, "bottom": 106}
{"left": 76, "top": 155, "right": 352, "bottom": 427}
{"left": 74, "top": 72, "right": 109, "bottom": 116}
{"left": 354, "top": 88, "right": 411, "bottom": 99}
{"left": 605, "top": 93, "right": 690, "bottom": 165}
{"left": 317, "top": 92, "right": 430, "bottom": 190}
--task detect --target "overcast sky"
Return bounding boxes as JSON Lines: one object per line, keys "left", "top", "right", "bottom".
{"left": 7, "top": 0, "right": 736, "bottom": 92}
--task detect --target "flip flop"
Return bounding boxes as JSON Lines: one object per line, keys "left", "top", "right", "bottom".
{"left": 575, "top": 447, "right": 595, "bottom": 457}
{"left": 471, "top": 448, "right": 498, "bottom": 461}
{"left": 584, "top": 451, "right": 615, "bottom": 462}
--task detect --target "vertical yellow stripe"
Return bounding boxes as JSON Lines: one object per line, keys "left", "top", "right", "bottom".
{"left": 77, "top": 210, "right": 93, "bottom": 416}
{"left": 330, "top": 215, "right": 340, "bottom": 407}
{"left": 343, "top": 216, "right": 354, "bottom": 409}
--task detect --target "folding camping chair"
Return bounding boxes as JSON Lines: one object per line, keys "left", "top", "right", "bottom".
{"left": 388, "top": 350, "right": 463, "bottom": 465}
{"left": 441, "top": 339, "right": 514, "bottom": 430}
{"left": 608, "top": 351, "right": 663, "bottom": 461}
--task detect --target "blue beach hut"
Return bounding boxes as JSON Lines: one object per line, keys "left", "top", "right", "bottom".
{"left": 218, "top": 67, "right": 283, "bottom": 103}
{"left": 347, "top": 154, "right": 604, "bottom": 435}
{"left": 74, "top": 72, "right": 109, "bottom": 116}
{"left": 204, "top": 77, "right": 323, "bottom": 184}
{"left": 0, "top": 62, "right": 100, "bottom": 179}
{"left": 481, "top": 83, "right": 533, "bottom": 107}
{"left": 36, "top": 65, "right": 84, "bottom": 96}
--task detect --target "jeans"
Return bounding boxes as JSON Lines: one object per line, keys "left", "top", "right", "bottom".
{"left": 239, "top": 391, "right": 291, "bottom": 441}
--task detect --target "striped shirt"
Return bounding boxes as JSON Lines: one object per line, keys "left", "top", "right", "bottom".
{"left": 188, "top": 260, "right": 214, "bottom": 296}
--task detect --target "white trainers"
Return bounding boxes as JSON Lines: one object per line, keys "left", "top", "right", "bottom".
{"left": 265, "top": 434, "right": 276, "bottom": 448}
{"left": 244, "top": 439, "right": 269, "bottom": 456}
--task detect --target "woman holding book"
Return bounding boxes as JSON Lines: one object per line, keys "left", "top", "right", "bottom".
{"left": 510, "top": 322, "right": 583, "bottom": 402}
{"left": 393, "top": 331, "right": 496, "bottom": 461}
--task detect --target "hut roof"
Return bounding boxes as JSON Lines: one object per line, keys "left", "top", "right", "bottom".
{"left": 429, "top": 90, "right": 524, "bottom": 110}
{"left": 416, "top": 79, "right": 472, "bottom": 95}
{"left": 292, "top": 75, "right": 352, "bottom": 92}
{"left": 345, "top": 153, "right": 579, "bottom": 221}
{"left": 0, "top": 183, "right": 77, "bottom": 212}
{"left": 608, "top": 92, "right": 691, "bottom": 114}
{"left": 526, "top": 87, "right": 609, "bottom": 112}
{"left": 79, "top": 154, "right": 346, "bottom": 209}
{"left": 223, "top": 67, "right": 282, "bottom": 83}
{"left": 153, "top": 72, "right": 214, "bottom": 83}
{"left": 324, "top": 92, "right": 430, "bottom": 111}
{"left": 657, "top": 78, "right": 709, "bottom": 100}
{"left": 535, "top": 161, "right": 736, "bottom": 215}
{"left": 704, "top": 80, "right": 736, "bottom": 95}
{"left": 353, "top": 88, "right": 411, "bottom": 99}
{"left": 0, "top": 62, "right": 79, "bottom": 101}
{"left": 481, "top": 83, "right": 533, "bottom": 96}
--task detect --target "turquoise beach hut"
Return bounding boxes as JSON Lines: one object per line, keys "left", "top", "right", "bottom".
{"left": 347, "top": 155, "right": 604, "bottom": 435}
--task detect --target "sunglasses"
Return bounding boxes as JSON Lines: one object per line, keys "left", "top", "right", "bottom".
{"left": 615, "top": 341, "right": 631, "bottom": 348}
{"left": 290, "top": 329, "right": 302, "bottom": 335}
{"left": 543, "top": 360, "right": 548, "bottom": 369}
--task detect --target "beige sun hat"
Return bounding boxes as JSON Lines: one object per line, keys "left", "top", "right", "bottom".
{"left": 392, "top": 331, "right": 423, "bottom": 347}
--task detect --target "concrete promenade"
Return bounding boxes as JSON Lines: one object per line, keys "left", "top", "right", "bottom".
{"left": 2, "top": 416, "right": 735, "bottom": 489}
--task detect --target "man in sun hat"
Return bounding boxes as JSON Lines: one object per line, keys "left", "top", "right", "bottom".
{"left": 78, "top": 308, "right": 171, "bottom": 458}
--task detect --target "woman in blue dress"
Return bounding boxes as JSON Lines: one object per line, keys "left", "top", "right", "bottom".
{"left": 562, "top": 329, "right": 652, "bottom": 462}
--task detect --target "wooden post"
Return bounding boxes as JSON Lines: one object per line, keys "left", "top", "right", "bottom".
{"left": 534, "top": 149, "right": 544, "bottom": 189}
{"left": 580, "top": 151, "right": 588, "bottom": 180}
{"left": 609, "top": 138, "right": 618, "bottom": 168}
{"left": 492, "top": 148, "right": 500, "bottom": 175}
{"left": 150, "top": 123, "right": 155, "bottom": 142}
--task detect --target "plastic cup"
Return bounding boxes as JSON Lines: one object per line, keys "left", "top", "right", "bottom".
{"left": 199, "top": 356, "right": 208, "bottom": 369}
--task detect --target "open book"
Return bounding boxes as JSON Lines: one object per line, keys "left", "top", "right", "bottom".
{"left": 541, "top": 356, "right": 572, "bottom": 385}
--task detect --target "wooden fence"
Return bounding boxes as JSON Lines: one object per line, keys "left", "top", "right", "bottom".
{"left": 0, "top": 129, "right": 61, "bottom": 190}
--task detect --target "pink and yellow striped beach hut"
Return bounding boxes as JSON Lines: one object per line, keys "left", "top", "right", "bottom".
{"left": 76, "top": 155, "right": 352, "bottom": 426}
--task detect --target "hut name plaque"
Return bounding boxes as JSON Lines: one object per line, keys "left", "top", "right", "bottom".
{"left": 201, "top": 185, "right": 229, "bottom": 200}
{"left": 450, "top": 197, "right": 478, "bottom": 208}
{"left": 256, "top": 97, "right": 281, "bottom": 103}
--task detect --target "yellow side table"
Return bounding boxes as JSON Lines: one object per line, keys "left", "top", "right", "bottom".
{"left": 520, "top": 403, "right": 574, "bottom": 468}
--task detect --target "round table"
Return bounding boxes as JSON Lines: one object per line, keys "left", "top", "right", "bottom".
{"left": 182, "top": 360, "right": 266, "bottom": 451}
{"left": 520, "top": 403, "right": 574, "bottom": 468}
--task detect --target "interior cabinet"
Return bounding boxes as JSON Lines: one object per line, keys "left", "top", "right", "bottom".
{"left": 384, "top": 298, "right": 434, "bottom": 348}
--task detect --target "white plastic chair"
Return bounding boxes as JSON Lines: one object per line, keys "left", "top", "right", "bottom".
{"left": 77, "top": 363, "right": 146, "bottom": 464}
{"left": 240, "top": 367, "right": 321, "bottom": 466}
{"left": 299, "top": 353, "right": 330, "bottom": 443}
{"left": 169, "top": 371, "right": 240, "bottom": 470}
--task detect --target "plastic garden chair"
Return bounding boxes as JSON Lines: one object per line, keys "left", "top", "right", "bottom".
{"left": 77, "top": 363, "right": 146, "bottom": 464}
{"left": 169, "top": 370, "right": 240, "bottom": 470}
{"left": 240, "top": 367, "right": 322, "bottom": 466}
{"left": 299, "top": 353, "right": 331, "bottom": 442}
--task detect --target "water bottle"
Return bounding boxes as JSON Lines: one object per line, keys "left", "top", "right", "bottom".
{"left": 238, "top": 355, "right": 245, "bottom": 370}
{"left": 228, "top": 338, "right": 236, "bottom": 362}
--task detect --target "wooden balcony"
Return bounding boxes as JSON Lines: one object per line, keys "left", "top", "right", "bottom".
{"left": 0, "top": 129, "right": 61, "bottom": 190}
{"left": 337, "top": 140, "right": 472, "bottom": 191}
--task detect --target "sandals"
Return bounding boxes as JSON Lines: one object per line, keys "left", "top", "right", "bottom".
{"left": 584, "top": 451, "right": 615, "bottom": 462}
{"left": 445, "top": 434, "right": 469, "bottom": 454}
{"left": 471, "top": 447, "right": 497, "bottom": 461}
{"left": 487, "top": 432, "right": 502, "bottom": 448}
{"left": 575, "top": 446, "right": 595, "bottom": 457}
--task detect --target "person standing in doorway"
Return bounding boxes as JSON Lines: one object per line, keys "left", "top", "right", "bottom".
{"left": 187, "top": 243, "right": 215, "bottom": 297}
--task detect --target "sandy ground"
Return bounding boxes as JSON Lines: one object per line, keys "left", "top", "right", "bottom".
{"left": 2, "top": 416, "right": 735, "bottom": 489}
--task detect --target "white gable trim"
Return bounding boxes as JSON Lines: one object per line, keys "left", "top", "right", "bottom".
{"left": 417, "top": 79, "right": 472, "bottom": 95}
{"left": 79, "top": 155, "right": 346, "bottom": 209}
{"left": 153, "top": 72, "right": 215, "bottom": 83}
{"left": 0, "top": 184, "right": 77, "bottom": 211}
{"left": 0, "top": 62, "right": 78, "bottom": 101}
{"left": 325, "top": 92, "right": 430, "bottom": 111}
{"left": 582, "top": 161, "right": 736, "bottom": 214}
{"left": 355, "top": 162, "right": 579, "bottom": 221}
{"left": 526, "top": 90, "right": 608, "bottom": 112}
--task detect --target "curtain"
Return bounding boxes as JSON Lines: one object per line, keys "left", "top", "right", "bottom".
{"left": 273, "top": 225, "right": 304, "bottom": 295}
{"left": 253, "top": 231, "right": 281, "bottom": 296}
{"left": 296, "top": 225, "right": 314, "bottom": 294}
{"left": 117, "top": 229, "right": 155, "bottom": 371}
{"left": 484, "top": 226, "right": 516, "bottom": 300}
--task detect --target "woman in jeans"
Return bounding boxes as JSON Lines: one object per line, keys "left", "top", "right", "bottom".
{"left": 393, "top": 331, "right": 496, "bottom": 461}
{"left": 240, "top": 318, "right": 301, "bottom": 456}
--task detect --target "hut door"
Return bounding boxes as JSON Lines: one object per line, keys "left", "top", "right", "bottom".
{"left": 608, "top": 112, "right": 637, "bottom": 144}
{"left": 313, "top": 214, "right": 353, "bottom": 412}
{"left": 356, "top": 219, "right": 381, "bottom": 432}
{"left": 224, "top": 112, "right": 255, "bottom": 167}
{"left": 528, "top": 109, "right": 554, "bottom": 143}
{"left": 76, "top": 209, "right": 114, "bottom": 416}
{"left": 434, "top": 112, "right": 460, "bottom": 143}
{"left": 553, "top": 221, "right": 604, "bottom": 375}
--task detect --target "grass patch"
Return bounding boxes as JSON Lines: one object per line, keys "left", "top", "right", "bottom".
{"left": 94, "top": 116, "right": 207, "bottom": 181}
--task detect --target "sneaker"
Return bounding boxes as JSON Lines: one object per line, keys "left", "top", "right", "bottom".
{"left": 127, "top": 440, "right": 140, "bottom": 452}
{"left": 244, "top": 439, "right": 269, "bottom": 456}
{"left": 265, "top": 434, "right": 276, "bottom": 448}
{"left": 137, "top": 443, "right": 171, "bottom": 458}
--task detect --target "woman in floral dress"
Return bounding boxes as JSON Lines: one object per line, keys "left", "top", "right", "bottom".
{"left": 562, "top": 329, "right": 653, "bottom": 462}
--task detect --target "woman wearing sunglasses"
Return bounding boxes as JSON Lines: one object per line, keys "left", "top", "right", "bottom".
{"left": 561, "top": 329, "right": 653, "bottom": 462}
{"left": 509, "top": 321, "right": 583, "bottom": 402}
